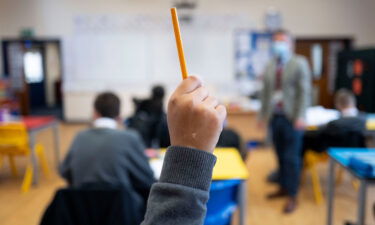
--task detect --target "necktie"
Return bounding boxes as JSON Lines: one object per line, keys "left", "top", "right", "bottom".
{"left": 275, "top": 64, "right": 283, "bottom": 90}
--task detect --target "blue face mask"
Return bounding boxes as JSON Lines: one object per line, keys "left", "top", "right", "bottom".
{"left": 272, "top": 41, "right": 291, "bottom": 61}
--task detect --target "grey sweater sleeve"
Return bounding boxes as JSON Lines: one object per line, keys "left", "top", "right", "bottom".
{"left": 59, "top": 134, "right": 81, "bottom": 185}
{"left": 141, "top": 146, "right": 217, "bottom": 225}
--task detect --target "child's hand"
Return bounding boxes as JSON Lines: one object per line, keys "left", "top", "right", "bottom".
{"left": 167, "top": 76, "right": 227, "bottom": 153}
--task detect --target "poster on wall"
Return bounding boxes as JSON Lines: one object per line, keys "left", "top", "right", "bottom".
{"left": 234, "top": 30, "right": 273, "bottom": 95}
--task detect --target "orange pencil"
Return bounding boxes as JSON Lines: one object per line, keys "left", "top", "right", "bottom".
{"left": 171, "top": 8, "right": 188, "bottom": 80}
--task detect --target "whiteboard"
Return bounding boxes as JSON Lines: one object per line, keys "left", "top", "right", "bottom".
{"left": 63, "top": 14, "right": 250, "bottom": 92}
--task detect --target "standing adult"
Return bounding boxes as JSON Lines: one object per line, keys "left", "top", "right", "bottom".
{"left": 259, "top": 29, "right": 311, "bottom": 213}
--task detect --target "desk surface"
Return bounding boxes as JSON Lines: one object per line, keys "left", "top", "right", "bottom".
{"left": 22, "top": 116, "right": 56, "bottom": 131}
{"left": 367, "top": 120, "right": 375, "bottom": 130}
{"left": 212, "top": 148, "right": 249, "bottom": 180}
{"left": 329, "top": 148, "right": 375, "bottom": 180}
{"left": 0, "top": 116, "right": 57, "bottom": 131}
{"left": 308, "top": 118, "right": 375, "bottom": 131}
{"left": 150, "top": 148, "right": 249, "bottom": 180}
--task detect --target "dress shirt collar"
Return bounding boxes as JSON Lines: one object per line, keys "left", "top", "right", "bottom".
{"left": 341, "top": 107, "right": 359, "bottom": 117}
{"left": 93, "top": 117, "right": 118, "bottom": 129}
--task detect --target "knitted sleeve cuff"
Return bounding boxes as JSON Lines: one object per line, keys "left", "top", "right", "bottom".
{"left": 159, "top": 146, "right": 217, "bottom": 191}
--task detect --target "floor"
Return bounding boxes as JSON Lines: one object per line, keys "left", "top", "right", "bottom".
{"left": 0, "top": 115, "right": 374, "bottom": 225}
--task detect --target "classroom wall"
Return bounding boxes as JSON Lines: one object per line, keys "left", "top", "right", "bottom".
{"left": 2, "top": 0, "right": 374, "bottom": 45}
{"left": 1, "top": 0, "right": 375, "bottom": 121}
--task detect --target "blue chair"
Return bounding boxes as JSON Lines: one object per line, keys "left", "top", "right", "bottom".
{"left": 204, "top": 179, "right": 241, "bottom": 225}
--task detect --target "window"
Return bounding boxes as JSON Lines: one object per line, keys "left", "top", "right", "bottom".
{"left": 23, "top": 51, "right": 43, "bottom": 83}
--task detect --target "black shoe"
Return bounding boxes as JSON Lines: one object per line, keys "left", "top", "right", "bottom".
{"left": 267, "top": 170, "right": 280, "bottom": 184}
{"left": 283, "top": 197, "right": 298, "bottom": 214}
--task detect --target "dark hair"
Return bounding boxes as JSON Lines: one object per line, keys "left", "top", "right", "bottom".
{"left": 335, "top": 88, "right": 356, "bottom": 109}
{"left": 94, "top": 92, "right": 121, "bottom": 119}
{"left": 152, "top": 85, "right": 165, "bottom": 99}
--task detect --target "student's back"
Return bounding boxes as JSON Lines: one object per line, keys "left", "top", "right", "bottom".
{"left": 321, "top": 116, "right": 366, "bottom": 148}
{"left": 61, "top": 128, "right": 154, "bottom": 189}
{"left": 60, "top": 92, "right": 155, "bottom": 212}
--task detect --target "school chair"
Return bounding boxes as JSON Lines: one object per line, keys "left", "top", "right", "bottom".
{"left": 304, "top": 150, "right": 327, "bottom": 204}
{"left": 204, "top": 179, "right": 241, "bottom": 225}
{"left": 0, "top": 123, "right": 50, "bottom": 193}
{"left": 304, "top": 150, "right": 359, "bottom": 205}
{"left": 40, "top": 183, "right": 143, "bottom": 225}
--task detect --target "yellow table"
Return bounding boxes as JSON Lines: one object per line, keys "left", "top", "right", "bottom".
{"left": 212, "top": 148, "right": 249, "bottom": 180}
{"left": 151, "top": 148, "right": 249, "bottom": 180}
{"left": 213, "top": 148, "right": 248, "bottom": 225}
{"left": 366, "top": 120, "right": 375, "bottom": 130}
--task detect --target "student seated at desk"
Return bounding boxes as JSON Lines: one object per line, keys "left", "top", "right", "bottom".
{"left": 60, "top": 92, "right": 155, "bottom": 213}
{"left": 127, "top": 85, "right": 170, "bottom": 148}
{"left": 303, "top": 88, "right": 366, "bottom": 153}
{"left": 217, "top": 122, "right": 247, "bottom": 160}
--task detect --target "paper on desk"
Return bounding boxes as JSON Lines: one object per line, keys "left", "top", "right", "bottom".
{"left": 150, "top": 158, "right": 164, "bottom": 180}
{"left": 306, "top": 106, "right": 339, "bottom": 127}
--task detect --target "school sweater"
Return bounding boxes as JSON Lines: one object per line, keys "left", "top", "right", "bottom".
{"left": 142, "top": 146, "right": 217, "bottom": 225}
{"left": 60, "top": 127, "right": 155, "bottom": 206}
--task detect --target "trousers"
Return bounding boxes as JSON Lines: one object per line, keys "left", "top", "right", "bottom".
{"left": 270, "top": 114, "right": 303, "bottom": 197}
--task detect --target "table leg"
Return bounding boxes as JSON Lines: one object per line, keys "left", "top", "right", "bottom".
{"left": 357, "top": 180, "right": 367, "bottom": 225}
{"left": 52, "top": 122, "right": 61, "bottom": 169}
{"left": 326, "top": 158, "right": 335, "bottom": 225}
{"left": 29, "top": 132, "right": 39, "bottom": 185}
{"left": 238, "top": 181, "right": 247, "bottom": 225}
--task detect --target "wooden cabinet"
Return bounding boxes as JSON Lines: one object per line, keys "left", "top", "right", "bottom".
{"left": 295, "top": 37, "right": 353, "bottom": 108}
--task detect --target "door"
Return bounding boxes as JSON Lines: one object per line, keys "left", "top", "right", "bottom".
{"left": 23, "top": 45, "right": 47, "bottom": 110}
{"left": 295, "top": 38, "right": 352, "bottom": 108}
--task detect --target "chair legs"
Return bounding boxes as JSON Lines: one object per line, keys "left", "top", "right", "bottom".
{"left": 0, "top": 154, "right": 3, "bottom": 170}
{"left": 21, "top": 164, "right": 33, "bottom": 193}
{"left": 336, "top": 167, "right": 344, "bottom": 185}
{"left": 351, "top": 179, "right": 360, "bottom": 191}
{"left": 336, "top": 167, "right": 359, "bottom": 190}
{"left": 305, "top": 151, "right": 324, "bottom": 204}
{"left": 8, "top": 155, "right": 18, "bottom": 177}
{"left": 21, "top": 144, "right": 51, "bottom": 193}
{"left": 308, "top": 163, "right": 323, "bottom": 204}
{"left": 35, "top": 144, "right": 51, "bottom": 178}
{"left": 1, "top": 144, "right": 50, "bottom": 193}
{"left": 305, "top": 151, "right": 361, "bottom": 205}
{"left": 6, "top": 155, "right": 33, "bottom": 193}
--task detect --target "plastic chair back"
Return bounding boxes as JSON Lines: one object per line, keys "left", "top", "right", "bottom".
{"left": 40, "top": 183, "right": 143, "bottom": 225}
{"left": 0, "top": 123, "right": 29, "bottom": 154}
{"left": 204, "top": 179, "right": 241, "bottom": 225}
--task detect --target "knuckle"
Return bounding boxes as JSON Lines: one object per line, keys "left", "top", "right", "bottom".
{"left": 193, "top": 104, "right": 205, "bottom": 114}
{"left": 188, "top": 76, "right": 202, "bottom": 86}
{"left": 195, "top": 104, "right": 211, "bottom": 118}
{"left": 169, "top": 96, "right": 179, "bottom": 107}
{"left": 182, "top": 96, "right": 195, "bottom": 110}
{"left": 210, "top": 112, "right": 222, "bottom": 127}
{"left": 189, "top": 76, "right": 199, "bottom": 82}
{"left": 213, "top": 113, "right": 221, "bottom": 123}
